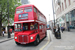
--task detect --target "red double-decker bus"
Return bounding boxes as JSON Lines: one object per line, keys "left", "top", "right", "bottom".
{"left": 14, "top": 4, "right": 47, "bottom": 45}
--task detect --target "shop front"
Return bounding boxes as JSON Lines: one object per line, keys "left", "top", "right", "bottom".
{"left": 65, "top": 9, "right": 75, "bottom": 29}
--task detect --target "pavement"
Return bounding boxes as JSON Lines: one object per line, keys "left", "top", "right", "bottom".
{"left": 47, "top": 30, "right": 75, "bottom": 50}
{"left": 0, "top": 33, "right": 14, "bottom": 43}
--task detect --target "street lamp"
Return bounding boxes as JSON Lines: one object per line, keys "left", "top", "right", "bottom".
{"left": 52, "top": 0, "right": 55, "bottom": 26}
{"left": 7, "top": 0, "right": 11, "bottom": 38}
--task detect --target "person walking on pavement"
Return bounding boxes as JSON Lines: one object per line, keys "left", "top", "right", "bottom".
{"left": 2, "top": 30, "right": 5, "bottom": 37}
{"left": 68, "top": 26, "right": 70, "bottom": 31}
{"left": 56, "top": 25, "right": 61, "bottom": 39}
{"left": 53, "top": 26, "right": 56, "bottom": 37}
{"left": 9, "top": 28, "right": 12, "bottom": 34}
{"left": 61, "top": 26, "right": 64, "bottom": 33}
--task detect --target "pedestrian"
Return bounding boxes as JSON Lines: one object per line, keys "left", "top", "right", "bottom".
{"left": 9, "top": 28, "right": 12, "bottom": 34}
{"left": 56, "top": 25, "right": 61, "bottom": 39}
{"left": 68, "top": 26, "right": 70, "bottom": 31}
{"left": 63, "top": 26, "right": 65, "bottom": 31}
{"left": 53, "top": 26, "right": 56, "bottom": 37}
{"left": 61, "top": 26, "right": 64, "bottom": 33}
{"left": 2, "top": 30, "right": 5, "bottom": 37}
{"left": 23, "top": 26, "right": 26, "bottom": 30}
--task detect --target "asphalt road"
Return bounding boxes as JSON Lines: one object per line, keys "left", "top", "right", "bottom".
{"left": 0, "top": 30, "right": 51, "bottom": 50}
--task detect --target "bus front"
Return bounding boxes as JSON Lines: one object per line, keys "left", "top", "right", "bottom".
{"left": 14, "top": 22, "right": 39, "bottom": 45}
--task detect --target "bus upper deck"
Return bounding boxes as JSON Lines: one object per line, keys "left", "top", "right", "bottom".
{"left": 14, "top": 4, "right": 46, "bottom": 24}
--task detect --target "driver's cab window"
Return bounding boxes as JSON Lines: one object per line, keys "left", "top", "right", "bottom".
{"left": 23, "top": 23, "right": 28, "bottom": 30}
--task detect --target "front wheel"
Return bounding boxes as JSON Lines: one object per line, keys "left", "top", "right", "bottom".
{"left": 34, "top": 37, "right": 40, "bottom": 46}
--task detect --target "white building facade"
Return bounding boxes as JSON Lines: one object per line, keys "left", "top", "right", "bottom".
{"left": 53, "top": 0, "right": 75, "bottom": 29}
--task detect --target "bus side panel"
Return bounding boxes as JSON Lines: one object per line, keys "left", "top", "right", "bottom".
{"left": 43, "top": 28, "right": 46, "bottom": 37}
{"left": 33, "top": 12, "right": 37, "bottom": 20}
{"left": 42, "top": 28, "right": 45, "bottom": 38}
{"left": 38, "top": 24, "right": 43, "bottom": 40}
{"left": 14, "top": 15, "right": 18, "bottom": 22}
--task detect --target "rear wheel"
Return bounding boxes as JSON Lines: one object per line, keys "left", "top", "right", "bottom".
{"left": 34, "top": 37, "right": 40, "bottom": 46}
{"left": 15, "top": 41, "right": 20, "bottom": 45}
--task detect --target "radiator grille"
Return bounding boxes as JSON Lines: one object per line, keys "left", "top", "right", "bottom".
{"left": 18, "top": 35, "right": 28, "bottom": 43}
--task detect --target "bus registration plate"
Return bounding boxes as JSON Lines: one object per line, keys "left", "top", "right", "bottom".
{"left": 21, "top": 42, "right": 26, "bottom": 44}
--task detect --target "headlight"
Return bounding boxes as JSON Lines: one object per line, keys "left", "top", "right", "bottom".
{"left": 15, "top": 37, "right": 17, "bottom": 39}
{"left": 30, "top": 36, "right": 33, "bottom": 40}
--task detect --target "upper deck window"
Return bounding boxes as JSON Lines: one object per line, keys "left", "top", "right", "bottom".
{"left": 16, "top": 8, "right": 23, "bottom": 14}
{"left": 24, "top": 7, "right": 32, "bottom": 12}
{"left": 34, "top": 7, "right": 37, "bottom": 12}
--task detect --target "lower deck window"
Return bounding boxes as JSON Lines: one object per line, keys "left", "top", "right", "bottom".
{"left": 15, "top": 23, "right": 22, "bottom": 31}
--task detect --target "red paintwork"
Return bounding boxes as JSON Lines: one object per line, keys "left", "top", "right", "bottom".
{"left": 14, "top": 4, "right": 47, "bottom": 44}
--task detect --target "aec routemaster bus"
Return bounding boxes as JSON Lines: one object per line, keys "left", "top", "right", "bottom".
{"left": 14, "top": 4, "right": 47, "bottom": 45}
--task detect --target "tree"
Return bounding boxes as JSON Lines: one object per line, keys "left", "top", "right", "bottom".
{"left": 0, "top": 0, "right": 21, "bottom": 36}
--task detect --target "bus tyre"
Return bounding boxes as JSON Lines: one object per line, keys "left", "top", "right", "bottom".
{"left": 34, "top": 37, "right": 40, "bottom": 46}
{"left": 15, "top": 41, "right": 20, "bottom": 45}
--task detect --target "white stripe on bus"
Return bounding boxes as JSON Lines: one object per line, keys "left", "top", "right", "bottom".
{"left": 14, "top": 20, "right": 34, "bottom": 23}
{"left": 14, "top": 20, "right": 46, "bottom": 24}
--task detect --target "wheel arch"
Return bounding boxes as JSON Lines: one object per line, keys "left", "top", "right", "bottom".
{"left": 36, "top": 34, "right": 40, "bottom": 39}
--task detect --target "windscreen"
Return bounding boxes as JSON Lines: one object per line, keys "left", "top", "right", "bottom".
{"left": 16, "top": 8, "right": 23, "bottom": 14}
{"left": 24, "top": 7, "right": 32, "bottom": 12}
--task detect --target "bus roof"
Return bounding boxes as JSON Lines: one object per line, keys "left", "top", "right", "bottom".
{"left": 16, "top": 4, "right": 34, "bottom": 9}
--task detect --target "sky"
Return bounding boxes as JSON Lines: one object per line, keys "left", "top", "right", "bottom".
{"left": 28, "top": 0, "right": 53, "bottom": 22}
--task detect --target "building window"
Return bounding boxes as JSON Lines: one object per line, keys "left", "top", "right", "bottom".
{"left": 64, "top": 0, "right": 67, "bottom": 8}
{"left": 60, "top": 5, "right": 61, "bottom": 12}
{"left": 62, "top": 3, "right": 64, "bottom": 11}
{"left": 68, "top": 0, "right": 71, "bottom": 5}
{"left": 58, "top": 8, "right": 59, "bottom": 14}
